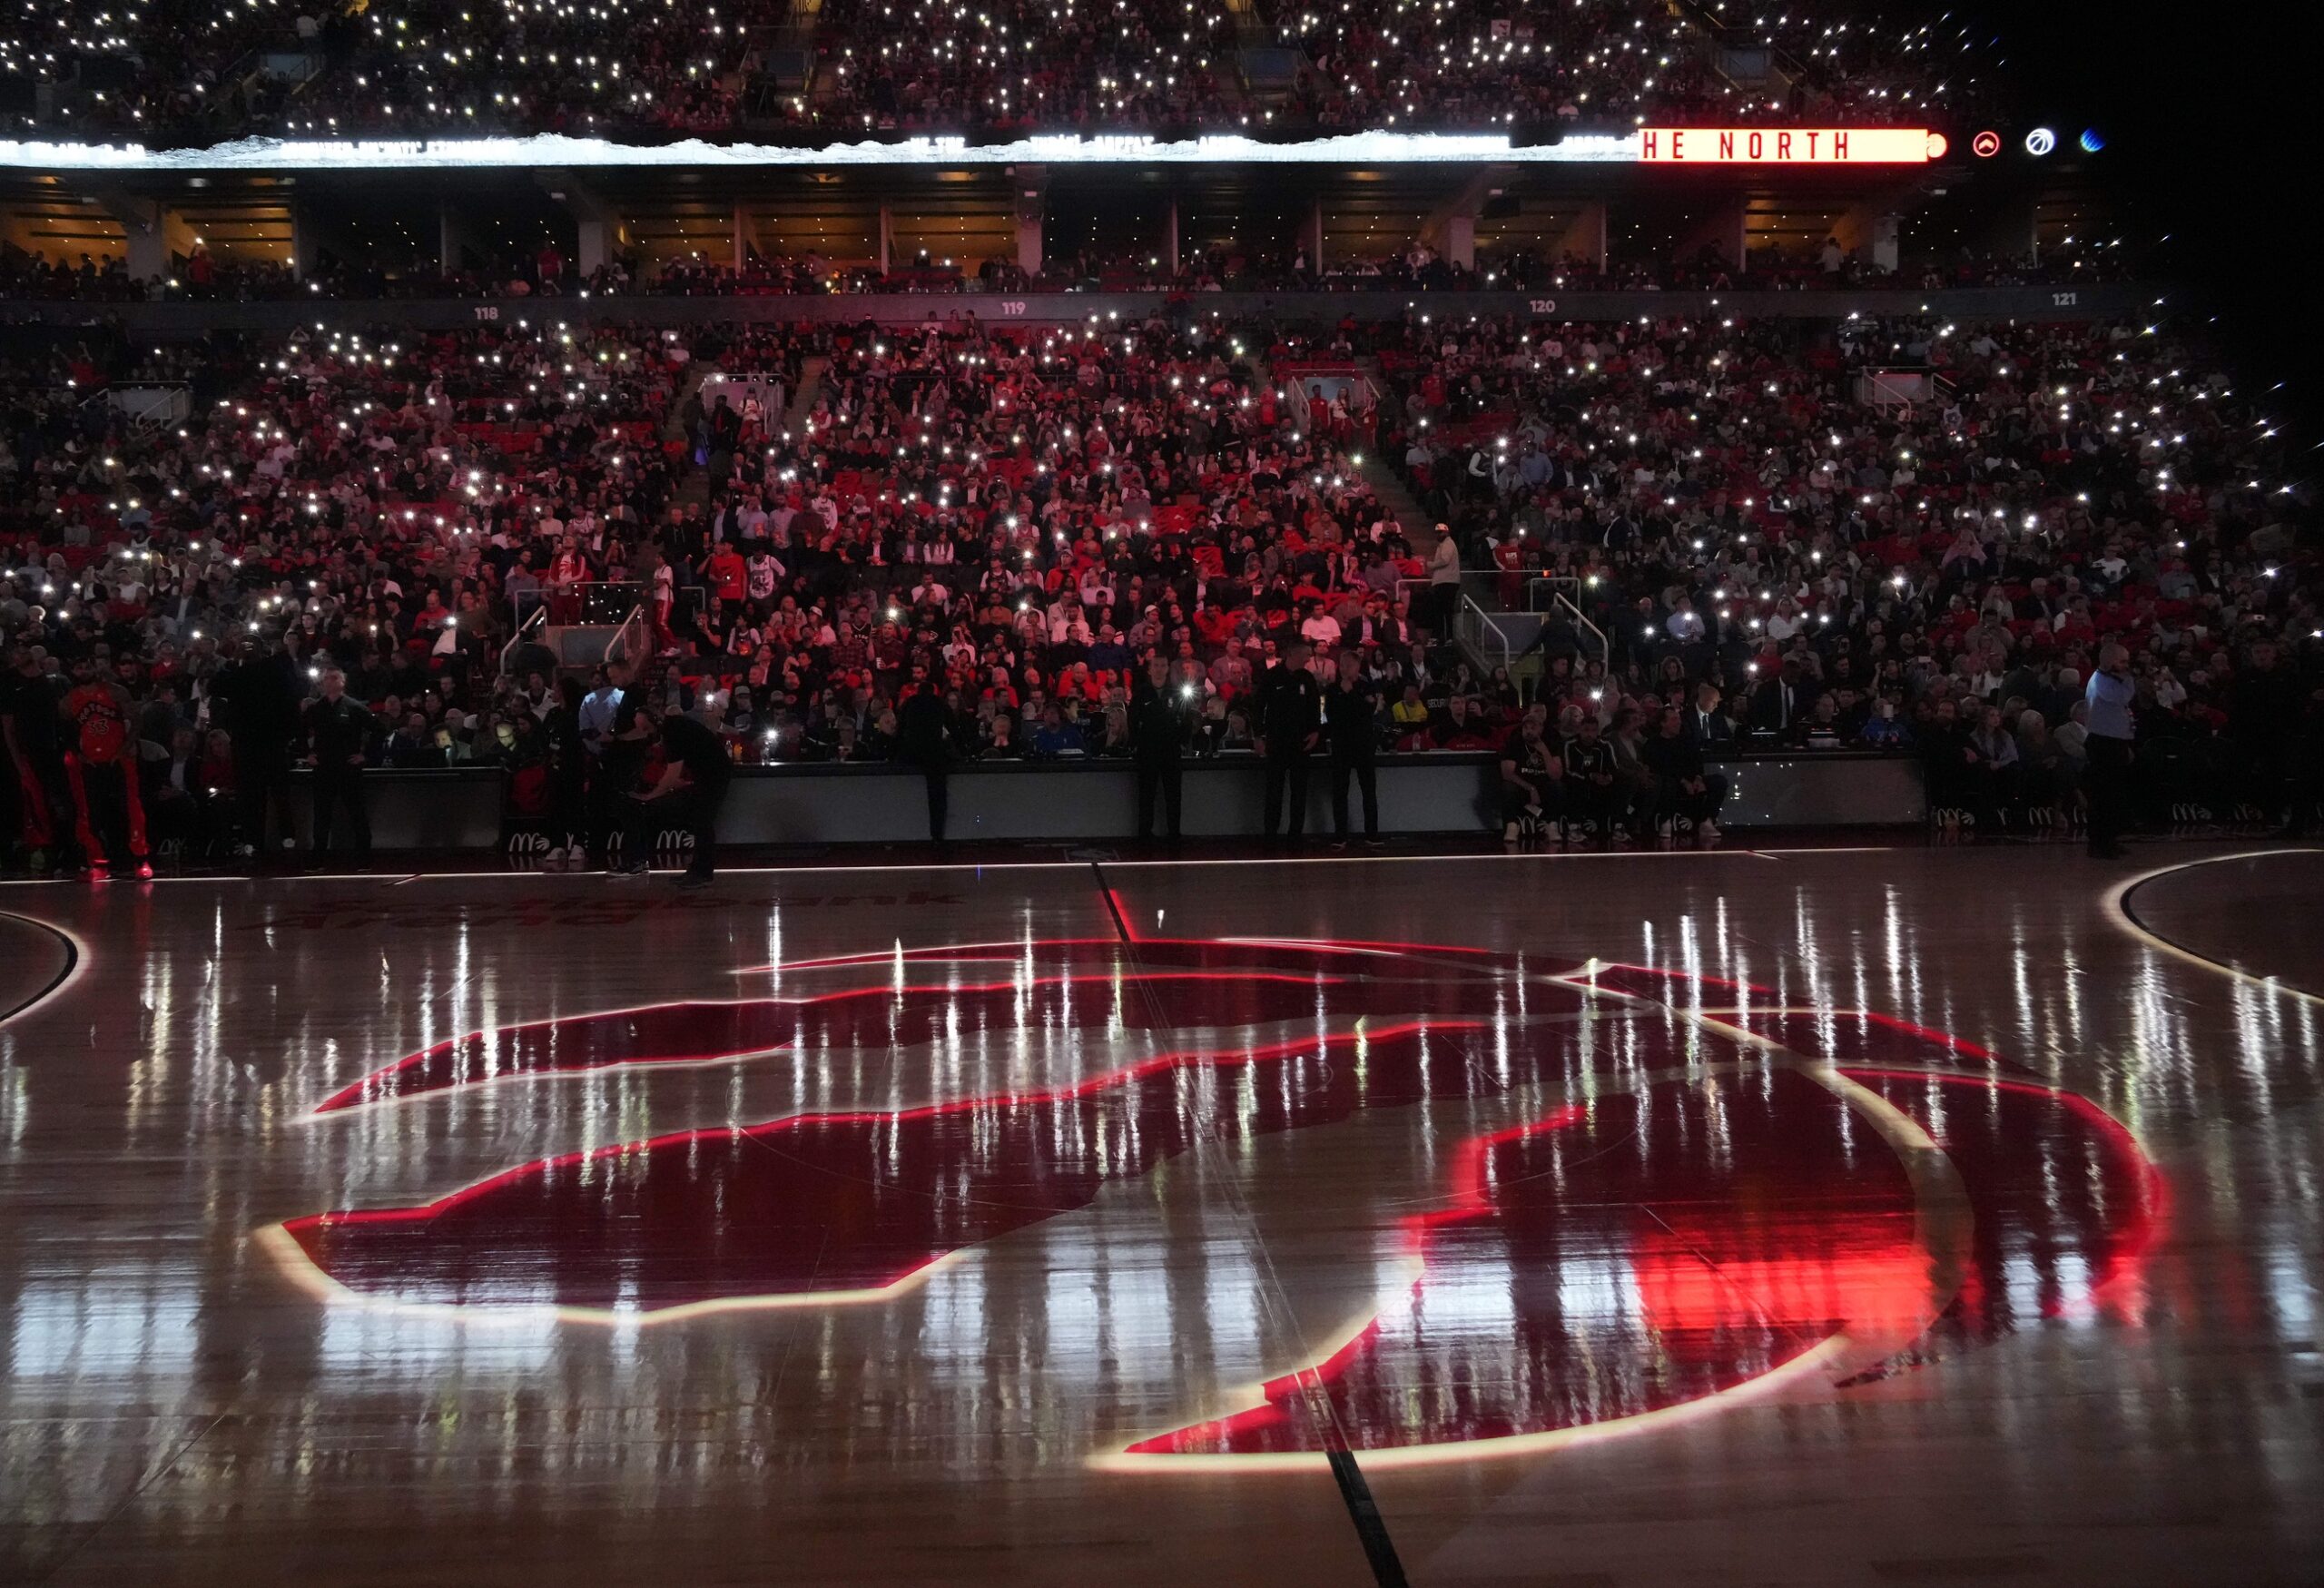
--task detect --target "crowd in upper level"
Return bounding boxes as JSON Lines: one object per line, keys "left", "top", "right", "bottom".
{"left": 2, "top": 299, "right": 2315, "bottom": 871}
{"left": 5, "top": 0, "right": 2001, "bottom": 142}
{"left": 0, "top": 230, "right": 2129, "bottom": 307}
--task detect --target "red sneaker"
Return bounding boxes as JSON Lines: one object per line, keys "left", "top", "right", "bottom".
{"left": 135, "top": 862, "right": 154, "bottom": 880}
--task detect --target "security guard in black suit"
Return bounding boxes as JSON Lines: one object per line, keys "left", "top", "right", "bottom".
{"left": 1129, "top": 653, "right": 1198, "bottom": 843}
{"left": 1256, "top": 641, "right": 1325, "bottom": 841}
{"left": 302, "top": 668, "right": 377, "bottom": 863}
{"left": 1321, "top": 648, "right": 1384, "bottom": 844}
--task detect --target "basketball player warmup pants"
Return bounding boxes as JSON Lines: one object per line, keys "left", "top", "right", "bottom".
{"left": 65, "top": 753, "right": 147, "bottom": 867}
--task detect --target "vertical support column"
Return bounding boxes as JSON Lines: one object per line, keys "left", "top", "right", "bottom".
{"left": 538, "top": 171, "right": 619, "bottom": 281}
{"left": 1550, "top": 200, "right": 1608, "bottom": 275}
{"left": 1445, "top": 212, "right": 1476, "bottom": 271}
{"left": 1832, "top": 188, "right": 1911, "bottom": 274}
{"left": 1163, "top": 197, "right": 1179, "bottom": 277}
{"left": 878, "top": 202, "right": 893, "bottom": 276}
{"left": 124, "top": 221, "right": 170, "bottom": 281}
{"left": 1307, "top": 197, "right": 1324, "bottom": 274}
{"left": 734, "top": 203, "right": 749, "bottom": 274}
{"left": 574, "top": 219, "right": 610, "bottom": 276}
{"left": 1013, "top": 167, "right": 1045, "bottom": 275}
{"left": 438, "top": 202, "right": 468, "bottom": 275}
{"left": 290, "top": 202, "right": 319, "bottom": 281}
{"left": 1868, "top": 213, "right": 1900, "bottom": 273}
{"left": 99, "top": 192, "right": 172, "bottom": 281}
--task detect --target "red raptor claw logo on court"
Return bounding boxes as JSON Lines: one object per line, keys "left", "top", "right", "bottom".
{"left": 262, "top": 932, "right": 2166, "bottom": 1471}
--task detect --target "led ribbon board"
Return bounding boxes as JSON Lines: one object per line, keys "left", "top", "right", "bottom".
{"left": 1637, "top": 127, "right": 1947, "bottom": 163}
{"left": 0, "top": 128, "right": 1945, "bottom": 172}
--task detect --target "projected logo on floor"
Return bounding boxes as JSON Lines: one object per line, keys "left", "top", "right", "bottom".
{"left": 260, "top": 933, "right": 2165, "bottom": 1472}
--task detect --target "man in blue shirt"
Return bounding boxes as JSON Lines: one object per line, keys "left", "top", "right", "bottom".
{"left": 2083, "top": 644, "right": 2135, "bottom": 859}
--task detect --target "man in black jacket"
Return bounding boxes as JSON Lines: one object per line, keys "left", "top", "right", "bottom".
{"left": 2230, "top": 639, "right": 2306, "bottom": 823}
{"left": 1644, "top": 705, "right": 1728, "bottom": 837}
{"left": 1683, "top": 681, "right": 1733, "bottom": 751}
{"left": 1750, "top": 660, "right": 1816, "bottom": 741}
{"left": 1321, "top": 648, "right": 1383, "bottom": 846}
{"left": 211, "top": 633, "right": 304, "bottom": 866}
{"left": 617, "top": 698, "right": 732, "bottom": 886}
{"left": 1558, "top": 714, "right": 1622, "bottom": 840}
{"left": 303, "top": 668, "right": 376, "bottom": 864}
{"left": 895, "top": 677, "right": 959, "bottom": 842}
{"left": 1255, "top": 642, "right": 1324, "bottom": 841}
{"left": 1129, "top": 653, "right": 1196, "bottom": 843}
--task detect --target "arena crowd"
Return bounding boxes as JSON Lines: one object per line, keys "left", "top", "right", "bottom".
{"left": 10, "top": 0, "right": 2000, "bottom": 142}
{"left": 1, "top": 300, "right": 2316, "bottom": 871}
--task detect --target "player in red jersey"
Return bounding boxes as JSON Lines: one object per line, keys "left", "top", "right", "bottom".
{"left": 60, "top": 659, "right": 150, "bottom": 879}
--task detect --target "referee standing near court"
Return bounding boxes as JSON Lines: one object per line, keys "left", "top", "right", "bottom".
{"left": 1256, "top": 641, "right": 1324, "bottom": 843}
{"left": 2083, "top": 643, "right": 2135, "bottom": 859}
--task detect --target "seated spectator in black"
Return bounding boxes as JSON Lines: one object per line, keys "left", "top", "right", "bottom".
{"left": 1752, "top": 659, "right": 1818, "bottom": 742}
{"left": 2014, "top": 709, "right": 2070, "bottom": 821}
{"left": 1684, "top": 681, "right": 1732, "bottom": 751}
{"left": 1803, "top": 693, "right": 1846, "bottom": 749}
{"left": 143, "top": 726, "right": 213, "bottom": 856}
{"left": 385, "top": 712, "right": 444, "bottom": 770}
{"left": 1608, "top": 706, "right": 1659, "bottom": 841}
{"left": 1967, "top": 703, "right": 2024, "bottom": 820}
{"left": 1500, "top": 715, "right": 1563, "bottom": 842}
{"left": 1215, "top": 706, "right": 1256, "bottom": 755}
{"left": 1644, "top": 705, "right": 1727, "bottom": 839}
{"left": 1557, "top": 715, "right": 1624, "bottom": 842}
{"left": 1919, "top": 698, "right": 1978, "bottom": 818}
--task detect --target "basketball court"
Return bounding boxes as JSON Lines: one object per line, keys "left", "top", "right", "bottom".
{"left": 0, "top": 843, "right": 2318, "bottom": 1585}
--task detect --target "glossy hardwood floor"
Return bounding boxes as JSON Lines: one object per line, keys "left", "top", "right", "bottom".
{"left": 0, "top": 843, "right": 2318, "bottom": 1585}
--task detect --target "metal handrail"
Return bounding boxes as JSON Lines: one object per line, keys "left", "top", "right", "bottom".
{"left": 1550, "top": 589, "right": 1610, "bottom": 666}
{"left": 604, "top": 603, "right": 650, "bottom": 670}
{"left": 498, "top": 600, "right": 551, "bottom": 677}
{"left": 1519, "top": 577, "right": 1610, "bottom": 666}
{"left": 1457, "top": 593, "right": 1516, "bottom": 674}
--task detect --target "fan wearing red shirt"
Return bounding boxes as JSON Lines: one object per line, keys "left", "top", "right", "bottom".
{"left": 705, "top": 544, "right": 748, "bottom": 604}
{"left": 60, "top": 660, "right": 149, "bottom": 877}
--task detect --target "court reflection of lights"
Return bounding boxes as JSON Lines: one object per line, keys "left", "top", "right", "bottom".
{"left": 255, "top": 936, "right": 2162, "bottom": 1471}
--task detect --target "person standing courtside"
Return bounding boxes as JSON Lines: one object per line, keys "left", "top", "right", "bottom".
{"left": 2083, "top": 643, "right": 2135, "bottom": 859}
{"left": 302, "top": 669, "right": 375, "bottom": 866}
{"left": 895, "top": 679, "right": 959, "bottom": 843}
{"left": 1322, "top": 648, "right": 1383, "bottom": 847}
{"left": 60, "top": 657, "right": 149, "bottom": 878}
{"left": 1256, "top": 641, "right": 1324, "bottom": 843}
{"left": 588, "top": 662, "right": 644, "bottom": 868}
{"left": 212, "top": 632, "right": 302, "bottom": 866}
{"left": 616, "top": 697, "right": 731, "bottom": 887}
{"left": 1130, "top": 652, "right": 1196, "bottom": 844}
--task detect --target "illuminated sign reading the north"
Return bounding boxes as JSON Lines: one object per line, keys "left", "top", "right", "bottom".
{"left": 1637, "top": 127, "right": 1947, "bottom": 163}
